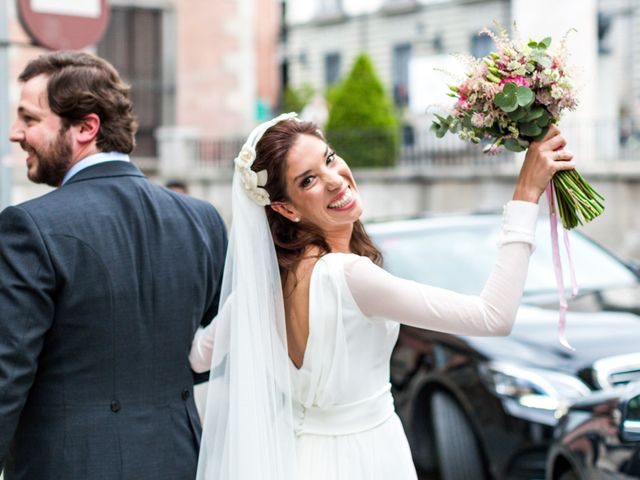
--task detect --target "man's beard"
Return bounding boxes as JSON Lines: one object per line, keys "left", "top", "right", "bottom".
{"left": 27, "top": 128, "right": 73, "bottom": 187}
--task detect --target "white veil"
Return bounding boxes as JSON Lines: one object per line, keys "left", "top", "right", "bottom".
{"left": 196, "top": 113, "right": 298, "bottom": 480}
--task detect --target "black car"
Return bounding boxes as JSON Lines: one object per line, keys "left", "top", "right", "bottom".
{"left": 546, "top": 383, "right": 640, "bottom": 479}
{"left": 366, "top": 214, "right": 640, "bottom": 480}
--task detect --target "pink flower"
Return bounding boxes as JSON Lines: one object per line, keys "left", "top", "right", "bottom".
{"left": 458, "top": 81, "right": 471, "bottom": 97}
{"left": 455, "top": 98, "right": 471, "bottom": 111}
{"left": 484, "top": 143, "right": 502, "bottom": 155}
{"left": 500, "top": 76, "right": 528, "bottom": 87}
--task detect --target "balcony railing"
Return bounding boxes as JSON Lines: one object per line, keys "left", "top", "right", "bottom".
{"left": 155, "top": 120, "right": 640, "bottom": 177}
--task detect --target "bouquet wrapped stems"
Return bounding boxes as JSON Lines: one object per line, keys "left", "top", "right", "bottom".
{"left": 553, "top": 169, "right": 605, "bottom": 229}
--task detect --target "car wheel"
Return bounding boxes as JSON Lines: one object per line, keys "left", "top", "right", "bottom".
{"left": 431, "top": 391, "right": 486, "bottom": 480}
{"left": 558, "top": 471, "right": 579, "bottom": 480}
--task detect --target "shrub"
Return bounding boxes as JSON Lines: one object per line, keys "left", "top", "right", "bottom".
{"left": 281, "top": 83, "right": 315, "bottom": 114}
{"left": 325, "top": 54, "right": 399, "bottom": 168}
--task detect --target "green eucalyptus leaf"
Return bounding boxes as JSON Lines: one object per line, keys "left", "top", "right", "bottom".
{"left": 502, "top": 82, "right": 517, "bottom": 94}
{"left": 494, "top": 92, "right": 508, "bottom": 107}
{"left": 431, "top": 126, "right": 442, "bottom": 137}
{"left": 523, "top": 107, "right": 544, "bottom": 122}
{"left": 501, "top": 101, "right": 519, "bottom": 113}
{"left": 517, "top": 138, "right": 530, "bottom": 148}
{"left": 540, "top": 37, "right": 552, "bottom": 49}
{"left": 495, "top": 91, "right": 518, "bottom": 112}
{"left": 432, "top": 122, "right": 450, "bottom": 138}
{"left": 508, "top": 108, "right": 527, "bottom": 121}
{"left": 504, "top": 138, "right": 525, "bottom": 152}
{"left": 520, "top": 122, "right": 542, "bottom": 137}
{"left": 516, "top": 86, "right": 534, "bottom": 107}
{"left": 536, "top": 110, "right": 550, "bottom": 127}
{"left": 532, "top": 126, "right": 550, "bottom": 141}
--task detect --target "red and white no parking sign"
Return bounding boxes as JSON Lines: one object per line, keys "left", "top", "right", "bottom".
{"left": 17, "top": 0, "right": 110, "bottom": 50}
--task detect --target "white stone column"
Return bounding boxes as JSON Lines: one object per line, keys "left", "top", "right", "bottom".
{"left": 512, "top": 0, "right": 599, "bottom": 165}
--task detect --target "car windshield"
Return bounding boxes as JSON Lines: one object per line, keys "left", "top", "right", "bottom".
{"left": 371, "top": 219, "right": 637, "bottom": 296}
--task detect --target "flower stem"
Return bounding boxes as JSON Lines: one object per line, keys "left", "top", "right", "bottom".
{"left": 552, "top": 170, "right": 604, "bottom": 229}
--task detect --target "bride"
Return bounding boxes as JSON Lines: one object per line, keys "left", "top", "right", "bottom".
{"left": 189, "top": 113, "right": 574, "bottom": 479}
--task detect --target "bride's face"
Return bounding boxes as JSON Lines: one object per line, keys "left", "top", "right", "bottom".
{"left": 270, "top": 134, "right": 363, "bottom": 234}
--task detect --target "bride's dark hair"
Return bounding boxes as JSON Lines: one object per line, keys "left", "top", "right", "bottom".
{"left": 253, "top": 119, "right": 382, "bottom": 288}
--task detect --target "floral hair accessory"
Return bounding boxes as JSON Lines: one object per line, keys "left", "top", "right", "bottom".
{"left": 234, "top": 145, "right": 270, "bottom": 206}
{"left": 234, "top": 112, "right": 300, "bottom": 206}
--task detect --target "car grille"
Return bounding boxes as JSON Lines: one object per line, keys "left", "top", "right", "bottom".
{"left": 593, "top": 353, "right": 640, "bottom": 390}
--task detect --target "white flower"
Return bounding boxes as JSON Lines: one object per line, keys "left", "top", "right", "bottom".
{"left": 471, "top": 112, "right": 485, "bottom": 128}
{"left": 239, "top": 166, "right": 258, "bottom": 191}
{"left": 550, "top": 85, "right": 564, "bottom": 99}
{"left": 234, "top": 144, "right": 271, "bottom": 206}
{"left": 248, "top": 187, "right": 270, "bottom": 206}
{"left": 234, "top": 145, "right": 256, "bottom": 169}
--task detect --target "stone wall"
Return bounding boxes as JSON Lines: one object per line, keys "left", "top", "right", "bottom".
{"left": 143, "top": 165, "right": 640, "bottom": 262}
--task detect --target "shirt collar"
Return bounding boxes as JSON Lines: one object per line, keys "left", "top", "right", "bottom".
{"left": 62, "top": 152, "right": 131, "bottom": 186}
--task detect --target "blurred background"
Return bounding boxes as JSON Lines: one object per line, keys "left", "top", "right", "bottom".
{"left": 0, "top": 0, "right": 638, "bottom": 264}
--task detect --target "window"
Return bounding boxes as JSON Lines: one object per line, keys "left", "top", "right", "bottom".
{"left": 392, "top": 44, "right": 411, "bottom": 106}
{"left": 470, "top": 33, "right": 494, "bottom": 59}
{"left": 325, "top": 53, "right": 341, "bottom": 86}
{"left": 317, "top": 0, "right": 343, "bottom": 15}
{"left": 97, "top": 7, "right": 172, "bottom": 159}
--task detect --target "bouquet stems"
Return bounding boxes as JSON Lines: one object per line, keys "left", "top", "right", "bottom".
{"left": 552, "top": 170, "right": 605, "bottom": 229}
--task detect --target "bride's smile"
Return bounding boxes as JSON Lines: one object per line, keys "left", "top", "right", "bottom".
{"left": 270, "top": 133, "right": 363, "bottom": 245}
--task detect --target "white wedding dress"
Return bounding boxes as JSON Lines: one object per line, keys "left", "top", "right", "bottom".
{"left": 190, "top": 200, "right": 539, "bottom": 479}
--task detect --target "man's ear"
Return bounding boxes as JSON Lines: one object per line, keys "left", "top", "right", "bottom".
{"left": 74, "top": 113, "right": 101, "bottom": 145}
{"left": 270, "top": 201, "right": 301, "bottom": 223}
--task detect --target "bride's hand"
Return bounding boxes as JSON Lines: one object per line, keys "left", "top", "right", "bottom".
{"left": 512, "top": 125, "right": 576, "bottom": 203}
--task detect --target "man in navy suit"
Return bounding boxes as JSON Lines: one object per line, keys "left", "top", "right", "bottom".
{"left": 0, "top": 51, "right": 227, "bottom": 479}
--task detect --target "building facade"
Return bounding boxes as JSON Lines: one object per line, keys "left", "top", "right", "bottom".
{"left": 3, "top": 0, "right": 282, "bottom": 203}
{"left": 284, "top": 0, "right": 640, "bottom": 165}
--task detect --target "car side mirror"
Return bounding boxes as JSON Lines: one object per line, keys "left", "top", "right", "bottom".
{"left": 621, "top": 392, "right": 640, "bottom": 442}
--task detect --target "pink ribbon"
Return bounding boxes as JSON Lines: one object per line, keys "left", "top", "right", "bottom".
{"left": 545, "top": 181, "right": 578, "bottom": 351}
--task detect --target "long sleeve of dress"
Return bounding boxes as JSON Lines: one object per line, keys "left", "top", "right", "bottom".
{"left": 190, "top": 323, "right": 216, "bottom": 373}
{"left": 190, "top": 291, "right": 237, "bottom": 372}
{"left": 344, "top": 201, "right": 539, "bottom": 336}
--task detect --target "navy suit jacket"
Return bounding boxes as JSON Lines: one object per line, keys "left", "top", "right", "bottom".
{"left": 0, "top": 161, "right": 227, "bottom": 479}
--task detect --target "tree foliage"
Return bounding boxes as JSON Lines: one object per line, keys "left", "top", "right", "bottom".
{"left": 325, "top": 54, "right": 399, "bottom": 168}
{"left": 281, "top": 83, "right": 315, "bottom": 114}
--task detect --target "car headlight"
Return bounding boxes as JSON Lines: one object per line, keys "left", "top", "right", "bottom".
{"left": 484, "top": 361, "right": 591, "bottom": 423}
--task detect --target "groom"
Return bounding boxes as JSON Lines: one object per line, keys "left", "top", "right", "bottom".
{"left": 0, "top": 51, "right": 227, "bottom": 479}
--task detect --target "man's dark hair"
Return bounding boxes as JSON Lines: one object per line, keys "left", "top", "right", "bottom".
{"left": 19, "top": 51, "right": 138, "bottom": 154}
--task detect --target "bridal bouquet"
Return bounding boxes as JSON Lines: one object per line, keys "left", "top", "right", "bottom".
{"left": 431, "top": 26, "right": 604, "bottom": 229}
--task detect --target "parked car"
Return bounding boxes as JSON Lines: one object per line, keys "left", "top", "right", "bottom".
{"left": 546, "top": 382, "right": 640, "bottom": 479}
{"left": 366, "top": 214, "right": 640, "bottom": 480}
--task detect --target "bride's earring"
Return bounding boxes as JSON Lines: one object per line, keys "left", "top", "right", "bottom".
{"left": 293, "top": 217, "right": 301, "bottom": 223}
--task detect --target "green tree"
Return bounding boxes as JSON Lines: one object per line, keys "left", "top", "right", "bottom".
{"left": 326, "top": 54, "right": 399, "bottom": 168}
{"left": 281, "top": 83, "right": 315, "bottom": 114}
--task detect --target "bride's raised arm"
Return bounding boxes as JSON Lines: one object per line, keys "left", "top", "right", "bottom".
{"left": 343, "top": 200, "right": 539, "bottom": 336}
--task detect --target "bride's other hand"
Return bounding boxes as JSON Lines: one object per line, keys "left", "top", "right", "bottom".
{"left": 512, "top": 125, "right": 576, "bottom": 203}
